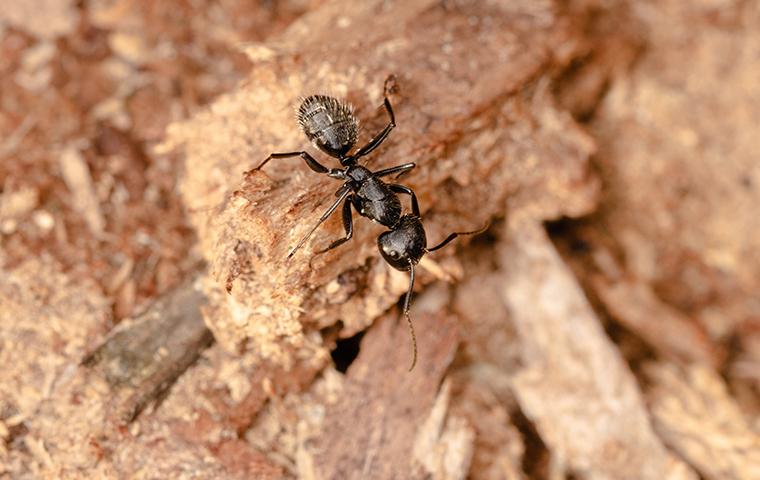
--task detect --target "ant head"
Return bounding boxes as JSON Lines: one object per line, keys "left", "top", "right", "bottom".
{"left": 377, "top": 215, "right": 426, "bottom": 271}
{"left": 297, "top": 95, "right": 359, "bottom": 159}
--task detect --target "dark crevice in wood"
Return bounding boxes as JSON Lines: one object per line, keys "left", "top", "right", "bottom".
{"left": 510, "top": 403, "right": 552, "bottom": 480}
{"left": 330, "top": 329, "right": 366, "bottom": 373}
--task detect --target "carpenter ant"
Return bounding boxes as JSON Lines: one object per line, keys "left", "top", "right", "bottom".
{"left": 254, "top": 76, "right": 487, "bottom": 370}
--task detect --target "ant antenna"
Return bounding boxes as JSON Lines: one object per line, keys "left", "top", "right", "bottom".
{"left": 287, "top": 221, "right": 324, "bottom": 259}
{"left": 426, "top": 222, "right": 490, "bottom": 252}
{"left": 403, "top": 260, "right": 417, "bottom": 371}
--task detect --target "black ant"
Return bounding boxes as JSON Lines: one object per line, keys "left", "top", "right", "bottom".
{"left": 254, "top": 76, "right": 487, "bottom": 370}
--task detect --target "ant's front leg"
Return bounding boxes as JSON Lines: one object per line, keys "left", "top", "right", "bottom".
{"left": 353, "top": 75, "right": 399, "bottom": 159}
{"left": 255, "top": 151, "right": 329, "bottom": 174}
{"left": 314, "top": 196, "right": 355, "bottom": 254}
{"left": 288, "top": 187, "right": 351, "bottom": 259}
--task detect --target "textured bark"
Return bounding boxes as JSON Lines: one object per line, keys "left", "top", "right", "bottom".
{"left": 302, "top": 309, "right": 463, "bottom": 479}
{"left": 647, "top": 364, "right": 760, "bottom": 480}
{"left": 569, "top": 0, "right": 760, "bottom": 375}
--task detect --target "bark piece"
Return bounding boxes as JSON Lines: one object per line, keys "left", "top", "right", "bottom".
{"left": 82, "top": 275, "right": 213, "bottom": 424}
{"left": 161, "top": 342, "right": 325, "bottom": 479}
{"left": 449, "top": 367, "right": 527, "bottom": 480}
{"left": 646, "top": 363, "right": 760, "bottom": 480}
{"left": 591, "top": 275, "right": 721, "bottom": 367}
{"left": 500, "top": 222, "right": 696, "bottom": 480}
{"left": 164, "top": 0, "right": 599, "bottom": 359}
{"left": 412, "top": 379, "right": 475, "bottom": 480}
{"left": 300, "top": 308, "right": 463, "bottom": 479}
{"left": 449, "top": 248, "right": 528, "bottom": 479}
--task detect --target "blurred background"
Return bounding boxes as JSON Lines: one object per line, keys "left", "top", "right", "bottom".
{"left": 0, "top": 0, "right": 318, "bottom": 317}
{"left": 1, "top": 0, "right": 758, "bottom": 479}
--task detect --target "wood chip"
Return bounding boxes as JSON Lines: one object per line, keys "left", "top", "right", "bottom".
{"left": 59, "top": 146, "right": 106, "bottom": 237}
{"left": 501, "top": 222, "right": 696, "bottom": 480}
{"left": 647, "top": 363, "right": 760, "bottom": 480}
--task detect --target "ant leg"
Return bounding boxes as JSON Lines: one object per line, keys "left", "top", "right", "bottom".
{"left": 333, "top": 182, "right": 351, "bottom": 197}
{"left": 314, "top": 196, "right": 354, "bottom": 254}
{"left": 403, "top": 261, "right": 418, "bottom": 371}
{"left": 388, "top": 184, "right": 420, "bottom": 217}
{"left": 374, "top": 162, "right": 416, "bottom": 179}
{"left": 426, "top": 223, "right": 490, "bottom": 252}
{"left": 287, "top": 188, "right": 351, "bottom": 259}
{"left": 255, "top": 151, "right": 329, "bottom": 174}
{"left": 352, "top": 76, "right": 398, "bottom": 159}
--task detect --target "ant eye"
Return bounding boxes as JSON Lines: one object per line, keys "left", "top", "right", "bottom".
{"left": 389, "top": 251, "right": 399, "bottom": 258}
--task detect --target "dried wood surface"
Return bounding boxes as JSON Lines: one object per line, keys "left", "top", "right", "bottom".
{"left": 0, "top": 259, "right": 111, "bottom": 476}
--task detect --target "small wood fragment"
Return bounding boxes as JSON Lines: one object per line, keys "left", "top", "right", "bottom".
{"left": 59, "top": 145, "right": 106, "bottom": 237}
{"left": 646, "top": 363, "right": 760, "bottom": 480}
{"left": 500, "top": 222, "right": 696, "bottom": 480}
{"left": 83, "top": 276, "right": 213, "bottom": 423}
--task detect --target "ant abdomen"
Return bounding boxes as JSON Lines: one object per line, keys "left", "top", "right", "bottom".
{"left": 297, "top": 95, "right": 358, "bottom": 158}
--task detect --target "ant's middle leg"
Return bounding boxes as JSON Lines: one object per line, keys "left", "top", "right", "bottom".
{"left": 353, "top": 76, "right": 398, "bottom": 159}
{"left": 388, "top": 184, "right": 420, "bottom": 217}
{"left": 255, "top": 151, "right": 329, "bottom": 174}
{"left": 314, "top": 196, "right": 355, "bottom": 254}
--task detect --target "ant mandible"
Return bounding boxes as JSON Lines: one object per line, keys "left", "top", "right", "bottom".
{"left": 254, "top": 75, "right": 487, "bottom": 370}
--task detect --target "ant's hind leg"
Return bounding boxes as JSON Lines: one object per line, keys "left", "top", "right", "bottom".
{"left": 352, "top": 76, "right": 399, "bottom": 159}
{"left": 255, "top": 151, "right": 329, "bottom": 174}
{"left": 427, "top": 222, "right": 490, "bottom": 252}
{"left": 388, "top": 183, "right": 420, "bottom": 217}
